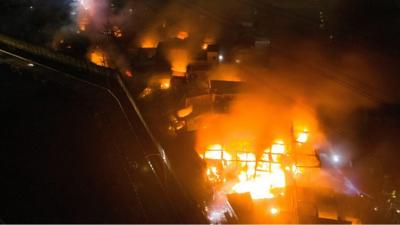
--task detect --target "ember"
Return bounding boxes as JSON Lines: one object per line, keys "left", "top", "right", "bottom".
{"left": 88, "top": 48, "right": 109, "bottom": 67}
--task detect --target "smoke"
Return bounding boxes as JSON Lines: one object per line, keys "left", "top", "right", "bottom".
{"left": 72, "top": 0, "right": 109, "bottom": 31}
{"left": 193, "top": 36, "right": 393, "bottom": 199}
{"left": 134, "top": 1, "right": 223, "bottom": 72}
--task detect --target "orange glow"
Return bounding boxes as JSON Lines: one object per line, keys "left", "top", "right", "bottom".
{"left": 177, "top": 105, "right": 193, "bottom": 118}
{"left": 270, "top": 207, "right": 279, "bottom": 215}
{"left": 78, "top": 15, "right": 89, "bottom": 31}
{"left": 193, "top": 77, "right": 332, "bottom": 221}
{"left": 125, "top": 70, "right": 133, "bottom": 77}
{"left": 202, "top": 43, "right": 208, "bottom": 50}
{"left": 176, "top": 31, "right": 189, "bottom": 40}
{"left": 169, "top": 49, "right": 189, "bottom": 74}
{"left": 296, "top": 130, "right": 309, "bottom": 143}
{"left": 141, "top": 38, "right": 158, "bottom": 48}
{"left": 139, "top": 87, "right": 153, "bottom": 98}
{"left": 112, "top": 26, "right": 123, "bottom": 38}
{"left": 196, "top": 97, "right": 326, "bottom": 205}
{"left": 202, "top": 145, "right": 232, "bottom": 162}
{"left": 160, "top": 78, "right": 171, "bottom": 90}
{"left": 88, "top": 48, "right": 109, "bottom": 67}
{"left": 201, "top": 140, "right": 288, "bottom": 200}
{"left": 148, "top": 75, "right": 171, "bottom": 90}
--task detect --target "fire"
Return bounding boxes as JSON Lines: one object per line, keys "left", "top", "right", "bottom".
{"left": 270, "top": 207, "right": 279, "bottom": 215}
{"left": 177, "top": 105, "right": 193, "bottom": 118}
{"left": 202, "top": 43, "right": 208, "bottom": 50}
{"left": 148, "top": 76, "right": 171, "bottom": 90}
{"left": 296, "top": 131, "right": 308, "bottom": 143}
{"left": 112, "top": 26, "right": 123, "bottom": 38}
{"left": 176, "top": 31, "right": 189, "bottom": 40}
{"left": 75, "top": 0, "right": 94, "bottom": 32}
{"left": 160, "top": 78, "right": 171, "bottom": 90}
{"left": 168, "top": 48, "right": 189, "bottom": 74}
{"left": 125, "top": 70, "right": 133, "bottom": 77}
{"left": 141, "top": 39, "right": 158, "bottom": 48}
{"left": 202, "top": 144, "right": 232, "bottom": 161}
{"left": 88, "top": 48, "right": 109, "bottom": 67}
{"left": 140, "top": 32, "right": 159, "bottom": 48}
{"left": 77, "top": 14, "right": 89, "bottom": 31}
{"left": 139, "top": 87, "right": 153, "bottom": 98}
{"left": 201, "top": 140, "right": 290, "bottom": 200}
{"left": 232, "top": 141, "right": 286, "bottom": 199}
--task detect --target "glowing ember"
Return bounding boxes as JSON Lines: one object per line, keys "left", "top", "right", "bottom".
{"left": 89, "top": 49, "right": 109, "bottom": 67}
{"left": 160, "top": 78, "right": 171, "bottom": 90}
{"left": 125, "top": 70, "right": 133, "bottom": 77}
{"left": 177, "top": 105, "right": 193, "bottom": 118}
{"left": 112, "top": 26, "right": 123, "bottom": 38}
{"left": 78, "top": 15, "right": 89, "bottom": 31}
{"left": 139, "top": 87, "right": 153, "bottom": 98}
{"left": 176, "top": 31, "right": 189, "bottom": 40}
{"left": 140, "top": 36, "right": 159, "bottom": 48}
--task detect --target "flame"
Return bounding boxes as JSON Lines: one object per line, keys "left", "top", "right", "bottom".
{"left": 176, "top": 31, "right": 189, "bottom": 40}
{"left": 125, "top": 70, "right": 133, "bottom": 77}
{"left": 232, "top": 142, "right": 286, "bottom": 199}
{"left": 88, "top": 48, "right": 109, "bottom": 67}
{"left": 269, "top": 207, "right": 279, "bottom": 215}
{"left": 202, "top": 140, "right": 289, "bottom": 200}
{"left": 160, "top": 78, "right": 171, "bottom": 90}
{"left": 112, "top": 26, "right": 123, "bottom": 38}
{"left": 296, "top": 130, "right": 309, "bottom": 143}
{"left": 141, "top": 37, "right": 159, "bottom": 48}
{"left": 139, "top": 87, "right": 153, "bottom": 98}
{"left": 75, "top": 0, "right": 93, "bottom": 31}
{"left": 177, "top": 105, "right": 193, "bottom": 118}
{"left": 202, "top": 43, "right": 208, "bottom": 50}
{"left": 169, "top": 48, "right": 189, "bottom": 74}
{"left": 202, "top": 144, "right": 232, "bottom": 161}
{"left": 148, "top": 75, "right": 171, "bottom": 90}
{"left": 77, "top": 14, "right": 89, "bottom": 31}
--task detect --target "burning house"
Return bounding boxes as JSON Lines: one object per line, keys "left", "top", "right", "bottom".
{"left": 197, "top": 126, "right": 354, "bottom": 223}
{"left": 169, "top": 79, "right": 245, "bottom": 133}
{"left": 204, "top": 44, "right": 220, "bottom": 62}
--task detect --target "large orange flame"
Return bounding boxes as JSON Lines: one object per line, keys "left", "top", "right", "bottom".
{"left": 201, "top": 140, "right": 289, "bottom": 200}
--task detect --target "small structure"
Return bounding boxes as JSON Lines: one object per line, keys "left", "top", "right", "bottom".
{"left": 206, "top": 44, "right": 220, "bottom": 62}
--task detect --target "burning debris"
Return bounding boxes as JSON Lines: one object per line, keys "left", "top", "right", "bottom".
{"left": 169, "top": 48, "right": 190, "bottom": 75}
{"left": 148, "top": 75, "right": 171, "bottom": 90}
{"left": 42, "top": 1, "right": 380, "bottom": 223}
{"left": 112, "top": 26, "right": 123, "bottom": 38}
{"left": 88, "top": 47, "right": 109, "bottom": 67}
{"left": 176, "top": 31, "right": 189, "bottom": 40}
{"left": 140, "top": 35, "right": 159, "bottom": 48}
